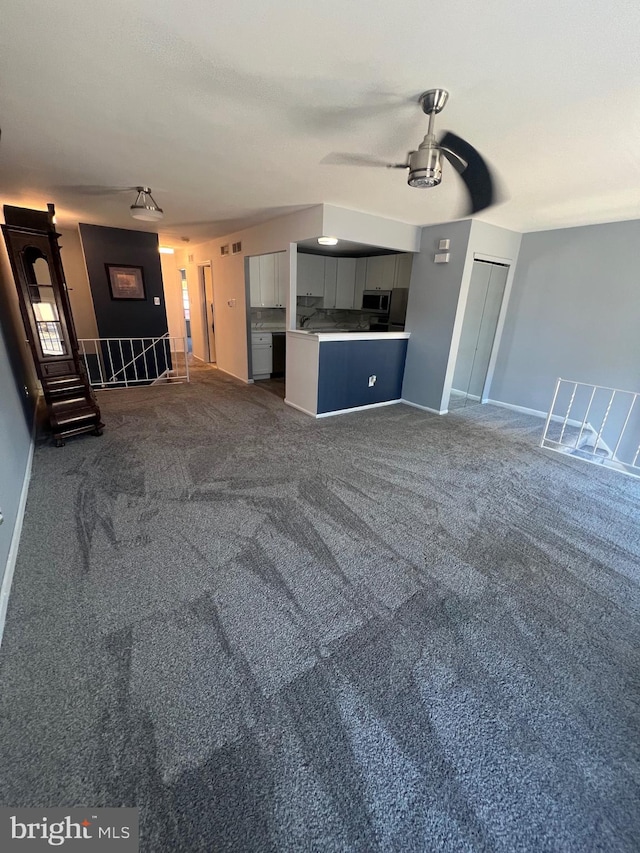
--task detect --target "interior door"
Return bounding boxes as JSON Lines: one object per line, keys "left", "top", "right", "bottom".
{"left": 452, "top": 260, "right": 509, "bottom": 406}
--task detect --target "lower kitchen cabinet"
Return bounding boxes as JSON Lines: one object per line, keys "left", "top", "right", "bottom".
{"left": 251, "top": 332, "right": 272, "bottom": 379}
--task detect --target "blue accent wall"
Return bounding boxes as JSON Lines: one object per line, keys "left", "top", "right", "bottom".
{"left": 317, "top": 339, "right": 408, "bottom": 414}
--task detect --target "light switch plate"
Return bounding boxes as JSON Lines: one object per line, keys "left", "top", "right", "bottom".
{"left": 438, "top": 239, "right": 450, "bottom": 250}
{"left": 434, "top": 252, "right": 450, "bottom": 264}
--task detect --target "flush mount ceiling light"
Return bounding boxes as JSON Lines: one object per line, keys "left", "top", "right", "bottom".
{"left": 130, "top": 187, "right": 164, "bottom": 222}
{"left": 158, "top": 246, "right": 174, "bottom": 254}
{"left": 318, "top": 236, "right": 338, "bottom": 246}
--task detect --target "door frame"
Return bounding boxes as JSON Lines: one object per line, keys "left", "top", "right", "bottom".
{"left": 443, "top": 252, "right": 516, "bottom": 411}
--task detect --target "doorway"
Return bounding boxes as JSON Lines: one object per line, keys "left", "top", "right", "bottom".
{"left": 179, "top": 269, "right": 192, "bottom": 353}
{"left": 451, "top": 259, "right": 509, "bottom": 408}
{"left": 197, "top": 263, "right": 216, "bottom": 363}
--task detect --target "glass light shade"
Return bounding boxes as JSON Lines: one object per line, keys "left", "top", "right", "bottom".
{"left": 130, "top": 206, "right": 164, "bottom": 221}
{"left": 318, "top": 236, "right": 338, "bottom": 246}
{"left": 130, "top": 188, "right": 164, "bottom": 221}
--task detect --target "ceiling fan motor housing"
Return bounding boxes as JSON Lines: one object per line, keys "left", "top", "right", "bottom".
{"left": 408, "top": 138, "right": 442, "bottom": 188}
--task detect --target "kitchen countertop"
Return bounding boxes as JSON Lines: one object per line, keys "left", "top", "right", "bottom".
{"left": 289, "top": 330, "right": 410, "bottom": 341}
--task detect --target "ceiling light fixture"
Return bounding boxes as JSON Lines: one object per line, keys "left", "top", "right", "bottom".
{"left": 159, "top": 247, "right": 175, "bottom": 254}
{"left": 318, "top": 236, "right": 338, "bottom": 246}
{"left": 130, "top": 187, "right": 164, "bottom": 222}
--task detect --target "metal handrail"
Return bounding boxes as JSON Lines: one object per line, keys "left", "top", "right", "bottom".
{"left": 106, "top": 333, "right": 169, "bottom": 381}
{"left": 541, "top": 377, "right": 640, "bottom": 478}
{"left": 78, "top": 335, "right": 189, "bottom": 389}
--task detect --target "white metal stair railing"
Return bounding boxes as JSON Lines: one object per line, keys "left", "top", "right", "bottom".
{"left": 78, "top": 335, "right": 190, "bottom": 389}
{"left": 541, "top": 377, "right": 640, "bottom": 478}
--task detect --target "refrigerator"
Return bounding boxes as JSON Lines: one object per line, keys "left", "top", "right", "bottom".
{"left": 388, "top": 288, "right": 408, "bottom": 330}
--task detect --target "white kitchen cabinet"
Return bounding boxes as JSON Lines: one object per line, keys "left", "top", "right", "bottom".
{"left": 274, "top": 252, "right": 288, "bottom": 308}
{"left": 258, "top": 254, "right": 277, "bottom": 307}
{"left": 249, "top": 253, "right": 287, "bottom": 307}
{"left": 323, "top": 257, "right": 338, "bottom": 308}
{"left": 365, "top": 254, "right": 397, "bottom": 290}
{"left": 251, "top": 332, "right": 273, "bottom": 379}
{"left": 354, "top": 257, "right": 367, "bottom": 310}
{"left": 335, "top": 257, "right": 357, "bottom": 309}
{"left": 249, "top": 256, "right": 261, "bottom": 306}
{"left": 393, "top": 253, "right": 413, "bottom": 289}
{"left": 297, "top": 253, "right": 325, "bottom": 297}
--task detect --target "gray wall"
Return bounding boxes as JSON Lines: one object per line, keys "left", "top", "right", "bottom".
{"left": 0, "top": 248, "right": 36, "bottom": 590}
{"left": 490, "top": 218, "right": 640, "bottom": 412}
{"left": 402, "top": 220, "right": 472, "bottom": 411}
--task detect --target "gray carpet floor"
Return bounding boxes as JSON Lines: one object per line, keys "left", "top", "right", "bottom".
{"left": 1, "top": 361, "right": 639, "bottom": 852}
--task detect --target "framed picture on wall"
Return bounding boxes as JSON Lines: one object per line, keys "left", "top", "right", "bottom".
{"left": 105, "top": 264, "right": 146, "bottom": 300}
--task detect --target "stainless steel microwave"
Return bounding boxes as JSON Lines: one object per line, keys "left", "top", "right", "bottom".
{"left": 362, "top": 290, "right": 391, "bottom": 313}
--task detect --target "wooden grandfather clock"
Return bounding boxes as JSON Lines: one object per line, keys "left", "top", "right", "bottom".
{"left": 2, "top": 203, "right": 104, "bottom": 446}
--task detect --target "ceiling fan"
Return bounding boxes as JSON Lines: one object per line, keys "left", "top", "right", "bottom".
{"left": 323, "top": 89, "right": 497, "bottom": 215}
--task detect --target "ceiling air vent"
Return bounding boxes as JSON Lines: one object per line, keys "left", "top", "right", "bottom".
{"left": 232, "top": 241, "right": 242, "bottom": 254}
{"left": 220, "top": 244, "right": 230, "bottom": 256}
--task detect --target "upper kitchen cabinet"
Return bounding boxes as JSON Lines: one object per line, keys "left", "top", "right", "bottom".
{"left": 335, "top": 258, "right": 357, "bottom": 308}
{"left": 258, "top": 254, "right": 277, "bottom": 306}
{"left": 323, "top": 257, "right": 338, "bottom": 308}
{"left": 273, "top": 252, "right": 287, "bottom": 308}
{"left": 355, "top": 258, "right": 367, "bottom": 309}
{"left": 249, "top": 256, "right": 261, "bottom": 305}
{"left": 358, "top": 253, "right": 413, "bottom": 294}
{"left": 323, "top": 257, "right": 357, "bottom": 309}
{"left": 393, "top": 253, "right": 413, "bottom": 289}
{"left": 297, "top": 253, "right": 325, "bottom": 297}
{"left": 365, "top": 255, "right": 397, "bottom": 290}
{"left": 249, "top": 252, "right": 287, "bottom": 307}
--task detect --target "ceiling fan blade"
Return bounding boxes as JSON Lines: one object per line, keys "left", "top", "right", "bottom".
{"left": 439, "top": 147, "right": 466, "bottom": 176}
{"left": 320, "top": 152, "right": 392, "bottom": 168}
{"left": 51, "top": 185, "right": 168, "bottom": 196}
{"left": 439, "top": 131, "right": 496, "bottom": 214}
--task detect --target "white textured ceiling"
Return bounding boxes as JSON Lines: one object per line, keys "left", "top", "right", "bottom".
{"left": 2, "top": 0, "right": 640, "bottom": 244}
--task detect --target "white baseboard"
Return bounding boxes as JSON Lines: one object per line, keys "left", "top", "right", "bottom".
{"left": 315, "top": 399, "right": 401, "bottom": 419}
{"left": 486, "top": 399, "right": 550, "bottom": 419}
{"left": 0, "top": 411, "right": 37, "bottom": 649}
{"left": 284, "top": 398, "right": 317, "bottom": 417}
{"left": 216, "top": 366, "right": 253, "bottom": 384}
{"left": 483, "top": 400, "right": 612, "bottom": 446}
{"left": 400, "top": 399, "right": 448, "bottom": 415}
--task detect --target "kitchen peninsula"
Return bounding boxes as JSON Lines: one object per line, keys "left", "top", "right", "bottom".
{"left": 285, "top": 329, "right": 410, "bottom": 417}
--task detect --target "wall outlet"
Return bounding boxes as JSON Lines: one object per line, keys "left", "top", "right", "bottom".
{"left": 368, "top": 375, "right": 377, "bottom": 387}
{"left": 228, "top": 299, "right": 236, "bottom": 308}
{"left": 153, "top": 296, "right": 161, "bottom": 305}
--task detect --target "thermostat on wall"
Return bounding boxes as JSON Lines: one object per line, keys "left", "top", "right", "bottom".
{"left": 438, "top": 239, "right": 450, "bottom": 250}
{"left": 434, "top": 252, "right": 450, "bottom": 264}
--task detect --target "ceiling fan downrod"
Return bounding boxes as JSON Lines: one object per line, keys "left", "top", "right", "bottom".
{"left": 407, "top": 89, "right": 449, "bottom": 188}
